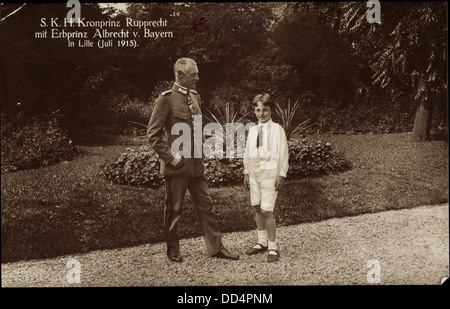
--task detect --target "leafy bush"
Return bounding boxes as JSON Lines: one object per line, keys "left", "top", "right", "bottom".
{"left": 204, "top": 158, "right": 244, "bottom": 186}
{"left": 99, "top": 145, "right": 164, "bottom": 188}
{"left": 99, "top": 137, "right": 352, "bottom": 187}
{"left": 107, "top": 81, "right": 173, "bottom": 124}
{"left": 99, "top": 144, "right": 244, "bottom": 188}
{"left": 316, "top": 104, "right": 414, "bottom": 134}
{"left": 287, "top": 138, "right": 352, "bottom": 178}
{"left": 105, "top": 80, "right": 173, "bottom": 137}
{"left": 1, "top": 111, "right": 77, "bottom": 172}
{"left": 306, "top": 93, "right": 417, "bottom": 134}
{"left": 107, "top": 94, "right": 154, "bottom": 124}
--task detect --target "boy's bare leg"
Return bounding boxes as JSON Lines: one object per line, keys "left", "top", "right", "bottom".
{"left": 261, "top": 210, "right": 279, "bottom": 261}
{"left": 254, "top": 205, "right": 268, "bottom": 249}
{"left": 261, "top": 210, "right": 276, "bottom": 243}
{"left": 255, "top": 205, "right": 266, "bottom": 231}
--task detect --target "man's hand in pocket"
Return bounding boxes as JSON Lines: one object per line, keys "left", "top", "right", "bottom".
{"left": 169, "top": 157, "right": 183, "bottom": 168}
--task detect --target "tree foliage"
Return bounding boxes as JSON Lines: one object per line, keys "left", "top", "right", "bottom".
{"left": 1, "top": 2, "right": 446, "bottom": 142}
{"left": 271, "top": 8, "right": 358, "bottom": 102}
{"left": 296, "top": 2, "right": 447, "bottom": 104}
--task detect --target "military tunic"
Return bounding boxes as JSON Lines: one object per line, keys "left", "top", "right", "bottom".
{"left": 147, "top": 82, "right": 204, "bottom": 177}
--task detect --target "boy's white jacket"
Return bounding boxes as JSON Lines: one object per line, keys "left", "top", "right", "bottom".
{"left": 243, "top": 119, "right": 289, "bottom": 178}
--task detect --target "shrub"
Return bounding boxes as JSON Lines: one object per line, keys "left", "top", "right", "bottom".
{"left": 99, "top": 145, "right": 164, "bottom": 188}
{"left": 287, "top": 138, "right": 352, "bottom": 178}
{"left": 312, "top": 96, "right": 416, "bottom": 134}
{"left": 99, "top": 144, "right": 244, "bottom": 188}
{"left": 105, "top": 81, "right": 173, "bottom": 126}
{"left": 99, "top": 138, "right": 352, "bottom": 187}
{"left": 204, "top": 158, "right": 244, "bottom": 186}
{"left": 104, "top": 80, "right": 174, "bottom": 137}
{"left": 107, "top": 94, "right": 154, "bottom": 124}
{"left": 1, "top": 110, "right": 77, "bottom": 172}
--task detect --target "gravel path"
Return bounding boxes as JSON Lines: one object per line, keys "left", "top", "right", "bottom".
{"left": 2, "top": 204, "right": 448, "bottom": 287}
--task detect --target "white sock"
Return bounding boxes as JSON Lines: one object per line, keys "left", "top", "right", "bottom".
{"left": 268, "top": 240, "right": 277, "bottom": 255}
{"left": 254, "top": 230, "right": 268, "bottom": 248}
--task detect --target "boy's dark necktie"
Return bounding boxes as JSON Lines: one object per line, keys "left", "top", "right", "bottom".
{"left": 256, "top": 125, "right": 263, "bottom": 147}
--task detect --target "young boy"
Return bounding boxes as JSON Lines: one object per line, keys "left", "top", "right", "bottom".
{"left": 243, "top": 93, "right": 289, "bottom": 262}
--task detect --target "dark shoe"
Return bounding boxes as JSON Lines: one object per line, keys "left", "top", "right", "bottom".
{"left": 267, "top": 249, "right": 280, "bottom": 263}
{"left": 245, "top": 243, "right": 268, "bottom": 255}
{"left": 212, "top": 248, "right": 239, "bottom": 260}
{"left": 167, "top": 251, "right": 183, "bottom": 262}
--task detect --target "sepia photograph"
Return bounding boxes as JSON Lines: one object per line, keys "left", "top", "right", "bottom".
{"left": 1, "top": 1, "right": 448, "bottom": 297}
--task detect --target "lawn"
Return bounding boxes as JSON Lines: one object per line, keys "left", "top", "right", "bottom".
{"left": 1, "top": 132, "right": 448, "bottom": 263}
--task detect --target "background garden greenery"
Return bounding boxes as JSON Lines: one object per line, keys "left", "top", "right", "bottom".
{"left": 0, "top": 3, "right": 447, "bottom": 263}
{"left": 1, "top": 2, "right": 447, "bottom": 144}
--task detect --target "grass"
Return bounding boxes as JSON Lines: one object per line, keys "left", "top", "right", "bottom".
{"left": 1, "top": 132, "right": 448, "bottom": 263}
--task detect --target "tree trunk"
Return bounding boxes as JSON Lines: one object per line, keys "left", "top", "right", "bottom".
{"left": 411, "top": 95, "right": 435, "bottom": 142}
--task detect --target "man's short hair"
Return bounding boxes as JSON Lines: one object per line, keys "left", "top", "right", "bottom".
{"left": 174, "top": 58, "right": 197, "bottom": 78}
{"left": 252, "top": 93, "right": 274, "bottom": 111}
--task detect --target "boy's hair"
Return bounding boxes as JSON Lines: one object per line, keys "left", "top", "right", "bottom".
{"left": 252, "top": 93, "right": 274, "bottom": 111}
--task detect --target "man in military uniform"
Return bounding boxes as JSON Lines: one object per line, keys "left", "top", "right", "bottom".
{"left": 147, "top": 57, "right": 239, "bottom": 262}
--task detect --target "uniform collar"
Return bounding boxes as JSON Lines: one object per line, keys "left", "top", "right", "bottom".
{"left": 173, "top": 82, "right": 189, "bottom": 95}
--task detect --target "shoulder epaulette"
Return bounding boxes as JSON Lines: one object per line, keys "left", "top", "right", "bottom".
{"left": 161, "top": 90, "right": 172, "bottom": 96}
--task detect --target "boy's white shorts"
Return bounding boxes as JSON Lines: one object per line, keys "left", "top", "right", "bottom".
{"left": 249, "top": 174, "right": 278, "bottom": 212}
